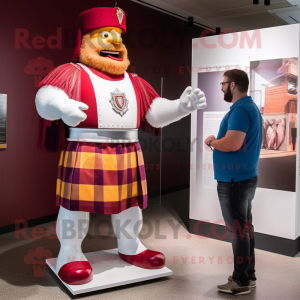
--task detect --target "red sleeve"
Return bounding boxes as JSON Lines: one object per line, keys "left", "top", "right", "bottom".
{"left": 39, "top": 63, "right": 81, "bottom": 101}
{"left": 128, "top": 74, "right": 161, "bottom": 136}
{"left": 37, "top": 63, "right": 82, "bottom": 152}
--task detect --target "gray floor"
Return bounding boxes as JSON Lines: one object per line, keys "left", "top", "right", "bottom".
{"left": 1, "top": 192, "right": 300, "bottom": 299}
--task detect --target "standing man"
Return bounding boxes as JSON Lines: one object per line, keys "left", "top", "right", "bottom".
{"left": 204, "top": 69, "right": 263, "bottom": 295}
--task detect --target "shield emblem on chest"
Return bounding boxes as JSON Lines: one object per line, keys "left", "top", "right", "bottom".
{"left": 109, "top": 88, "right": 129, "bottom": 116}
{"left": 115, "top": 95, "right": 125, "bottom": 109}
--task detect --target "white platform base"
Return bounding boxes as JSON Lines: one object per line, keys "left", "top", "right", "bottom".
{"left": 46, "top": 249, "right": 173, "bottom": 295}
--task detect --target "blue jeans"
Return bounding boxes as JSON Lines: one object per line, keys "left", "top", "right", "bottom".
{"left": 217, "top": 176, "right": 258, "bottom": 285}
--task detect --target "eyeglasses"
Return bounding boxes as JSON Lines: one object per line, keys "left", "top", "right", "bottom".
{"left": 220, "top": 81, "right": 232, "bottom": 87}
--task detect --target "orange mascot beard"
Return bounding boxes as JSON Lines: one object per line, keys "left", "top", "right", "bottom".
{"left": 79, "top": 32, "right": 130, "bottom": 75}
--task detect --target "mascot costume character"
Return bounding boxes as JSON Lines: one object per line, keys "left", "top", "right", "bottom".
{"left": 35, "top": 6, "right": 206, "bottom": 285}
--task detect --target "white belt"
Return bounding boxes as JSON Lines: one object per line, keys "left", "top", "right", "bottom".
{"left": 67, "top": 128, "right": 139, "bottom": 143}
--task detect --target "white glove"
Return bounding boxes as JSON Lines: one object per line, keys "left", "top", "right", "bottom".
{"left": 145, "top": 87, "right": 207, "bottom": 128}
{"left": 35, "top": 85, "right": 88, "bottom": 127}
{"left": 59, "top": 99, "right": 88, "bottom": 127}
{"left": 179, "top": 87, "right": 207, "bottom": 113}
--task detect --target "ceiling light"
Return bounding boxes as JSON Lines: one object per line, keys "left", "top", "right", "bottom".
{"left": 188, "top": 17, "right": 194, "bottom": 27}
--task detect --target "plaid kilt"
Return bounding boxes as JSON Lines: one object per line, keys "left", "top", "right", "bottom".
{"left": 56, "top": 141, "right": 147, "bottom": 214}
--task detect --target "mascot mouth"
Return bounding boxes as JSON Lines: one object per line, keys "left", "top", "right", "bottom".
{"left": 100, "top": 50, "right": 123, "bottom": 61}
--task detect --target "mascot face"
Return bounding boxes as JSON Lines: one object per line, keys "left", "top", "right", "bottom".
{"left": 79, "top": 26, "right": 130, "bottom": 75}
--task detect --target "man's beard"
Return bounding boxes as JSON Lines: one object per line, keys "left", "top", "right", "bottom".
{"left": 224, "top": 84, "right": 233, "bottom": 103}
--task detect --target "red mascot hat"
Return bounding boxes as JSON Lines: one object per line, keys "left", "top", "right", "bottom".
{"left": 73, "top": 7, "right": 126, "bottom": 62}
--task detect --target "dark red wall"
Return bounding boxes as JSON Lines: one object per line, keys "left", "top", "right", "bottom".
{"left": 0, "top": 0, "right": 205, "bottom": 227}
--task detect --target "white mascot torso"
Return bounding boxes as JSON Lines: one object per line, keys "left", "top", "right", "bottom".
{"left": 78, "top": 64, "right": 138, "bottom": 128}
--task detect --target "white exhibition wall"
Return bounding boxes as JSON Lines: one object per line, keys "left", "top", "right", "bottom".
{"left": 190, "top": 24, "right": 300, "bottom": 240}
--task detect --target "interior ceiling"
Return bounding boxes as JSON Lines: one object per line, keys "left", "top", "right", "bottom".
{"left": 134, "top": 0, "right": 298, "bottom": 30}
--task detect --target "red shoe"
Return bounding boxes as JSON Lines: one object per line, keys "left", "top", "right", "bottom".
{"left": 58, "top": 261, "right": 93, "bottom": 285}
{"left": 119, "top": 249, "right": 165, "bottom": 269}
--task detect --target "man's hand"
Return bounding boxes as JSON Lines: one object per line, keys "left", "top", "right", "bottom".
{"left": 60, "top": 99, "right": 89, "bottom": 127}
{"left": 204, "top": 131, "right": 246, "bottom": 152}
{"left": 179, "top": 87, "right": 207, "bottom": 113}
{"left": 204, "top": 135, "right": 216, "bottom": 146}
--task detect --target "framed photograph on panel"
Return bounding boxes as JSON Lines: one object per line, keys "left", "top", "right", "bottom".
{"left": 0, "top": 94, "right": 7, "bottom": 148}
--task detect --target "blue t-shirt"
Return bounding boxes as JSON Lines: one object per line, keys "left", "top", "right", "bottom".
{"left": 213, "top": 96, "right": 263, "bottom": 182}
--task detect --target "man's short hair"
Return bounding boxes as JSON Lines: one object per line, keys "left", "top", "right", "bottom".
{"left": 224, "top": 69, "right": 249, "bottom": 93}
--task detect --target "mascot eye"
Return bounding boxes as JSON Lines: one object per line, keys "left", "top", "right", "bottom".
{"left": 101, "top": 31, "right": 110, "bottom": 38}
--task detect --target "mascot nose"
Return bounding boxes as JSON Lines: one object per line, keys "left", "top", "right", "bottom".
{"left": 110, "top": 29, "right": 122, "bottom": 46}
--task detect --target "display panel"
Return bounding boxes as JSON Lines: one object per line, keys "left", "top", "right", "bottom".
{"left": 197, "top": 58, "right": 298, "bottom": 192}
{"left": 190, "top": 24, "right": 300, "bottom": 240}
{"left": 250, "top": 58, "right": 298, "bottom": 192}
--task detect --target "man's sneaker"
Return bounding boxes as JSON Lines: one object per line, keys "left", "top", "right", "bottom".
{"left": 217, "top": 277, "right": 251, "bottom": 295}
{"left": 229, "top": 275, "right": 256, "bottom": 288}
